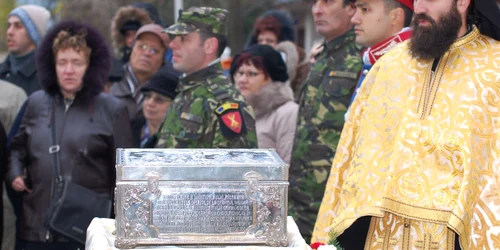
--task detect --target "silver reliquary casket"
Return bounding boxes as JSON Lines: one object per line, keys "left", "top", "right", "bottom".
{"left": 114, "top": 149, "right": 289, "bottom": 249}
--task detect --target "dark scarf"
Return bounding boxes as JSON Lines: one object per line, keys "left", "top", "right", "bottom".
{"left": 120, "top": 46, "right": 132, "bottom": 64}
{"left": 8, "top": 51, "right": 34, "bottom": 74}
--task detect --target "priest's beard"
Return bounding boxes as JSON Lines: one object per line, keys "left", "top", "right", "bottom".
{"left": 409, "top": 4, "right": 462, "bottom": 60}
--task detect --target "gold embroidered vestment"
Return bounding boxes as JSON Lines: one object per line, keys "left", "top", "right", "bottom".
{"left": 312, "top": 27, "right": 500, "bottom": 249}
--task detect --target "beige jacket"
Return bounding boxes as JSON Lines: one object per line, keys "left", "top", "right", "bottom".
{"left": 0, "top": 80, "right": 27, "bottom": 131}
{"left": 246, "top": 81, "right": 298, "bottom": 164}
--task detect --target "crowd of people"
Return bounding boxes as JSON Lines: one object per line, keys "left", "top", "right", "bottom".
{"left": 0, "top": 0, "right": 498, "bottom": 249}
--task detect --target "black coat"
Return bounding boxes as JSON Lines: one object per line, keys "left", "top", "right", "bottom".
{"left": 131, "top": 116, "right": 158, "bottom": 148}
{"left": 8, "top": 91, "right": 133, "bottom": 242}
{"left": 0, "top": 53, "right": 40, "bottom": 95}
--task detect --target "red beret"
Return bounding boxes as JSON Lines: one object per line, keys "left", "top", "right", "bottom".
{"left": 397, "top": 0, "right": 413, "bottom": 11}
{"left": 350, "top": 0, "right": 413, "bottom": 11}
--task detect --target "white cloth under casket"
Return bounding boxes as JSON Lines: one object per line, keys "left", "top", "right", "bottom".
{"left": 86, "top": 216, "right": 310, "bottom": 250}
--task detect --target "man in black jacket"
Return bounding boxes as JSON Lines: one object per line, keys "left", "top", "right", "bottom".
{"left": 0, "top": 5, "right": 51, "bottom": 96}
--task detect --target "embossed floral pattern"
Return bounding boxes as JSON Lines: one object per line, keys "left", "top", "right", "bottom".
{"left": 313, "top": 28, "right": 500, "bottom": 249}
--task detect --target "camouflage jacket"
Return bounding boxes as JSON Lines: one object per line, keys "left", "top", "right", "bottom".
{"left": 156, "top": 62, "right": 257, "bottom": 148}
{"left": 289, "top": 29, "right": 363, "bottom": 241}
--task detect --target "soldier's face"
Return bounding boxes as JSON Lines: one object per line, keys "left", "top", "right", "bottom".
{"left": 351, "top": 0, "right": 396, "bottom": 47}
{"left": 169, "top": 32, "right": 208, "bottom": 75}
{"left": 233, "top": 62, "right": 270, "bottom": 100}
{"left": 130, "top": 33, "right": 165, "bottom": 77}
{"left": 312, "top": 0, "right": 356, "bottom": 41}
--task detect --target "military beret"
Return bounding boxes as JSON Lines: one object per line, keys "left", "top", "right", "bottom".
{"left": 350, "top": 0, "right": 413, "bottom": 11}
{"left": 163, "top": 7, "right": 228, "bottom": 36}
{"left": 396, "top": 0, "right": 413, "bottom": 11}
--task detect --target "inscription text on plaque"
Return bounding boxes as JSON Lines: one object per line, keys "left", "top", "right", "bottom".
{"left": 153, "top": 192, "right": 254, "bottom": 233}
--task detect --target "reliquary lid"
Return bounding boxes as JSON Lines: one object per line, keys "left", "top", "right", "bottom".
{"left": 116, "top": 148, "right": 288, "bottom": 181}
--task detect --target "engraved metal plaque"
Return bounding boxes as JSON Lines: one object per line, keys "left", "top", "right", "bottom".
{"left": 114, "top": 149, "right": 288, "bottom": 249}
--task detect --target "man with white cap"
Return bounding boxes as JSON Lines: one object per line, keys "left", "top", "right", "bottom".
{"left": 0, "top": 5, "right": 51, "bottom": 95}
{"left": 109, "top": 23, "right": 169, "bottom": 120}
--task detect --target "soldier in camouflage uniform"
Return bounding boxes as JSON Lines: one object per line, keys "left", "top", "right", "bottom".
{"left": 289, "top": 0, "right": 363, "bottom": 241}
{"left": 156, "top": 7, "right": 257, "bottom": 148}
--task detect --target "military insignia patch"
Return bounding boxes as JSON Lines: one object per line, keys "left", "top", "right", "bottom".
{"left": 329, "top": 70, "right": 358, "bottom": 79}
{"left": 215, "top": 102, "right": 246, "bottom": 138}
{"left": 221, "top": 111, "right": 242, "bottom": 133}
{"left": 215, "top": 103, "right": 239, "bottom": 114}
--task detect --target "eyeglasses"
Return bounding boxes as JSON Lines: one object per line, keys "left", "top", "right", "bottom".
{"left": 134, "top": 43, "right": 163, "bottom": 56}
{"left": 143, "top": 92, "right": 172, "bottom": 104}
{"left": 233, "top": 70, "right": 261, "bottom": 79}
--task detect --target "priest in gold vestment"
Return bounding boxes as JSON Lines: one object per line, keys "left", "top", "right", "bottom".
{"left": 312, "top": 0, "right": 500, "bottom": 249}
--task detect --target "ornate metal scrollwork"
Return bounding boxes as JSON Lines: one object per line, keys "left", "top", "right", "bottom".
{"left": 145, "top": 172, "right": 162, "bottom": 200}
{"left": 121, "top": 172, "right": 162, "bottom": 240}
{"left": 122, "top": 186, "right": 149, "bottom": 239}
{"left": 245, "top": 171, "right": 288, "bottom": 246}
{"left": 115, "top": 238, "right": 138, "bottom": 249}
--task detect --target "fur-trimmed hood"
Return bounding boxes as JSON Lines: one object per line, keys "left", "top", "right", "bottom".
{"left": 36, "top": 20, "right": 111, "bottom": 99}
{"left": 111, "top": 5, "right": 153, "bottom": 56}
{"left": 275, "top": 41, "right": 299, "bottom": 84}
{"left": 245, "top": 10, "right": 297, "bottom": 48}
{"left": 246, "top": 81, "right": 294, "bottom": 118}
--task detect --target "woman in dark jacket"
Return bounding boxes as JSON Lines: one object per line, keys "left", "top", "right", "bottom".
{"left": 131, "top": 66, "right": 178, "bottom": 148}
{"left": 7, "top": 21, "right": 133, "bottom": 250}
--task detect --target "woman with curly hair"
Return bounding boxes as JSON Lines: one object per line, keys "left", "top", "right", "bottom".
{"left": 7, "top": 20, "right": 133, "bottom": 250}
